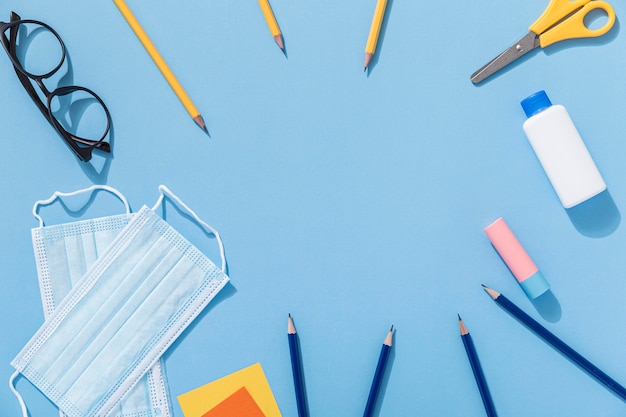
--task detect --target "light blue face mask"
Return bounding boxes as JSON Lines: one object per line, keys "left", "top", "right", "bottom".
{"left": 24, "top": 185, "right": 173, "bottom": 417}
{"left": 11, "top": 185, "right": 229, "bottom": 417}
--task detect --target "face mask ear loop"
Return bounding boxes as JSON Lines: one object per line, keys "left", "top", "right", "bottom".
{"left": 32, "top": 185, "right": 131, "bottom": 227}
{"left": 152, "top": 185, "right": 227, "bottom": 272}
{"left": 9, "top": 370, "right": 29, "bottom": 417}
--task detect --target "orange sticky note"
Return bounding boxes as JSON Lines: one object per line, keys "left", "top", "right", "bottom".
{"left": 177, "top": 363, "right": 282, "bottom": 417}
{"left": 201, "top": 387, "right": 265, "bottom": 417}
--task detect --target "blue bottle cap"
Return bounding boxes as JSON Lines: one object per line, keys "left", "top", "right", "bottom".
{"left": 521, "top": 90, "right": 552, "bottom": 118}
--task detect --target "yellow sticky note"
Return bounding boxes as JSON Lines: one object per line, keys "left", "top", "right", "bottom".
{"left": 177, "top": 362, "right": 282, "bottom": 417}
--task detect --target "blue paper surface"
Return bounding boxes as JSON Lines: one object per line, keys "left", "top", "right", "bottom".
{"left": 1, "top": 1, "right": 626, "bottom": 416}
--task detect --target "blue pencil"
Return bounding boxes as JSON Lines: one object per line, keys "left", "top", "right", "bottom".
{"left": 288, "top": 314, "right": 309, "bottom": 417}
{"left": 363, "top": 326, "right": 394, "bottom": 417}
{"left": 458, "top": 315, "right": 498, "bottom": 417}
{"left": 482, "top": 284, "right": 626, "bottom": 402}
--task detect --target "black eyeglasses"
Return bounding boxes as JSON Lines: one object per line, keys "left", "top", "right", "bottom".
{"left": 0, "top": 12, "right": 111, "bottom": 162}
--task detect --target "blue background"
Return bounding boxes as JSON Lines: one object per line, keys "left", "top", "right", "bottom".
{"left": 2, "top": 1, "right": 626, "bottom": 416}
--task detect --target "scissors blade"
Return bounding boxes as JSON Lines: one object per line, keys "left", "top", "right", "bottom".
{"left": 470, "top": 31, "right": 540, "bottom": 84}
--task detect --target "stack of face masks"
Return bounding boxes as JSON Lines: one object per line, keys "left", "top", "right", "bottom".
{"left": 10, "top": 185, "right": 230, "bottom": 417}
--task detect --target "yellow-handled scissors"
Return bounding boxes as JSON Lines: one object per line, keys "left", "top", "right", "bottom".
{"left": 471, "top": 0, "right": 615, "bottom": 84}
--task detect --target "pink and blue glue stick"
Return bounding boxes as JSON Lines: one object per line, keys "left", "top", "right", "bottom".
{"left": 484, "top": 217, "right": 550, "bottom": 300}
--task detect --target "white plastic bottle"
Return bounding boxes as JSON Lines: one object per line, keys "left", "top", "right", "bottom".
{"left": 521, "top": 91, "right": 606, "bottom": 209}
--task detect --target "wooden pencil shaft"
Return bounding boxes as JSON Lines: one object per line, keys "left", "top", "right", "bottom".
{"left": 112, "top": 0, "right": 200, "bottom": 119}
{"left": 365, "top": 0, "right": 388, "bottom": 53}
{"left": 495, "top": 293, "right": 626, "bottom": 402}
{"left": 258, "top": 0, "right": 281, "bottom": 36}
{"left": 288, "top": 329, "right": 308, "bottom": 417}
{"left": 363, "top": 344, "right": 391, "bottom": 417}
{"left": 461, "top": 333, "right": 498, "bottom": 417}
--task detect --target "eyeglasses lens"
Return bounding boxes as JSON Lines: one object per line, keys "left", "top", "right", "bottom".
{"left": 49, "top": 88, "right": 110, "bottom": 145}
{"left": 10, "top": 22, "right": 63, "bottom": 77}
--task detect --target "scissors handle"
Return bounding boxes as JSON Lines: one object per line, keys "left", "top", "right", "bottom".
{"left": 530, "top": 0, "right": 589, "bottom": 35}
{"left": 533, "top": 1, "right": 615, "bottom": 48}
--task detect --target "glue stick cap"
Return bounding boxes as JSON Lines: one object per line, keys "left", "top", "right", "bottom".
{"left": 484, "top": 217, "right": 550, "bottom": 299}
{"left": 521, "top": 90, "right": 552, "bottom": 118}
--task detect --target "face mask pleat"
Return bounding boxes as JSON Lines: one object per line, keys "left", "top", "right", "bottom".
{"left": 35, "top": 215, "right": 133, "bottom": 317}
{"left": 61, "top": 244, "right": 192, "bottom": 394}
{"left": 39, "top": 220, "right": 169, "bottom": 389}
{"left": 117, "top": 363, "right": 154, "bottom": 410}
{"left": 76, "top": 227, "right": 98, "bottom": 276}
{"left": 92, "top": 225, "right": 127, "bottom": 259}
{"left": 42, "top": 236, "right": 73, "bottom": 315}
{"left": 62, "top": 226, "right": 88, "bottom": 286}
{"left": 75, "top": 262, "right": 202, "bottom": 414}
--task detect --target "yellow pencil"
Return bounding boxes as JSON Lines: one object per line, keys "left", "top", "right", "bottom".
{"left": 112, "top": 0, "right": 206, "bottom": 131}
{"left": 364, "top": 0, "right": 388, "bottom": 71}
{"left": 258, "top": 0, "right": 284, "bottom": 52}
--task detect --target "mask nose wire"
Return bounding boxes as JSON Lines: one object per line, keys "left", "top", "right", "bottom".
{"left": 9, "top": 370, "right": 28, "bottom": 417}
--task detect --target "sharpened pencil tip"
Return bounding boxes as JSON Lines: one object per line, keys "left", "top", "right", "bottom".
{"left": 273, "top": 35, "right": 284, "bottom": 52}
{"left": 288, "top": 314, "right": 296, "bottom": 334}
{"left": 481, "top": 284, "right": 500, "bottom": 300}
{"left": 384, "top": 326, "right": 393, "bottom": 346}
{"left": 458, "top": 316, "right": 469, "bottom": 335}
{"left": 193, "top": 114, "right": 206, "bottom": 131}
{"left": 364, "top": 52, "right": 373, "bottom": 70}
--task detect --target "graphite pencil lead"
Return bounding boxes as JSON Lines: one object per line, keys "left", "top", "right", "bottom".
{"left": 481, "top": 284, "right": 500, "bottom": 300}
{"left": 193, "top": 114, "right": 207, "bottom": 132}
{"left": 288, "top": 314, "right": 296, "bottom": 334}
{"left": 458, "top": 316, "right": 468, "bottom": 335}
